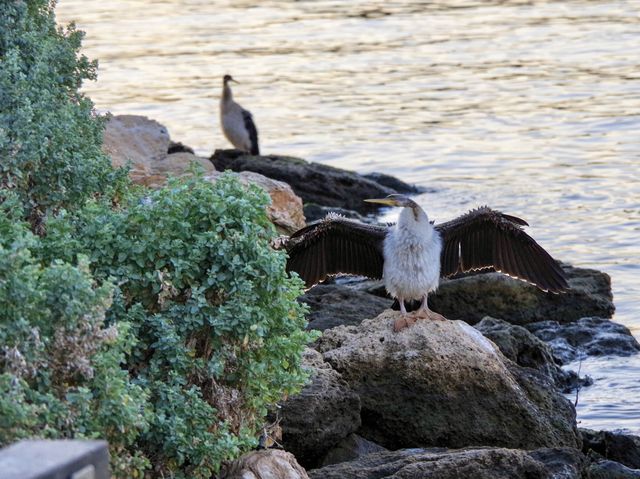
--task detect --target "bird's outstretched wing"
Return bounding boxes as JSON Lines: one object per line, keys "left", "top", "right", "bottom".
{"left": 435, "top": 206, "right": 568, "bottom": 292}
{"left": 242, "top": 109, "right": 260, "bottom": 155}
{"left": 285, "top": 214, "right": 388, "bottom": 287}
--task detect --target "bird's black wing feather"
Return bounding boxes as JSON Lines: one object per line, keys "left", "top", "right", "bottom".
{"left": 435, "top": 206, "right": 568, "bottom": 292}
{"left": 242, "top": 109, "right": 260, "bottom": 155}
{"left": 286, "top": 214, "right": 388, "bottom": 288}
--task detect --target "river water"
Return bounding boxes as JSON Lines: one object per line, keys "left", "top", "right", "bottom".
{"left": 56, "top": 0, "right": 640, "bottom": 433}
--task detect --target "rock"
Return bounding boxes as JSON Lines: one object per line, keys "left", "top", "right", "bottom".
{"left": 102, "top": 115, "right": 215, "bottom": 187}
{"left": 320, "top": 434, "right": 387, "bottom": 467}
{"left": 277, "top": 349, "right": 361, "bottom": 469}
{"left": 210, "top": 150, "right": 422, "bottom": 214}
{"left": 103, "top": 114, "right": 170, "bottom": 184}
{"left": 526, "top": 317, "right": 640, "bottom": 364}
{"left": 361, "top": 172, "right": 428, "bottom": 195}
{"left": 315, "top": 311, "right": 580, "bottom": 451}
{"left": 425, "top": 263, "right": 614, "bottom": 325}
{"left": 221, "top": 449, "right": 309, "bottom": 479}
{"left": 205, "top": 171, "right": 305, "bottom": 235}
{"left": 586, "top": 460, "right": 640, "bottom": 479}
{"left": 580, "top": 428, "right": 640, "bottom": 469}
{"left": 167, "top": 141, "right": 194, "bottom": 155}
{"left": 475, "top": 317, "right": 592, "bottom": 392}
{"left": 308, "top": 447, "right": 585, "bottom": 479}
{"left": 302, "top": 285, "right": 392, "bottom": 331}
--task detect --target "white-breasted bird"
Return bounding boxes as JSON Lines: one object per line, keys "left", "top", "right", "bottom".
{"left": 284, "top": 194, "right": 568, "bottom": 332}
{"left": 219, "top": 74, "right": 260, "bottom": 155}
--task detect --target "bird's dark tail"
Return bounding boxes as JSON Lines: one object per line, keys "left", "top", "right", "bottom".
{"left": 251, "top": 144, "right": 260, "bottom": 155}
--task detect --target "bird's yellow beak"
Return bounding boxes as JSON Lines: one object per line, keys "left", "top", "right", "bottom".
{"left": 364, "top": 198, "right": 400, "bottom": 206}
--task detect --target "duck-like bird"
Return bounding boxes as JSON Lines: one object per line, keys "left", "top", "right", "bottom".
{"left": 220, "top": 74, "right": 260, "bottom": 155}
{"left": 285, "top": 194, "right": 568, "bottom": 330}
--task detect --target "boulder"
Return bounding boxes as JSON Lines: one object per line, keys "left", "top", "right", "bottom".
{"left": 102, "top": 115, "right": 215, "bottom": 187}
{"left": 205, "top": 171, "right": 305, "bottom": 235}
{"left": 315, "top": 311, "right": 580, "bottom": 451}
{"left": 475, "top": 317, "right": 592, "bottom": 392}
{"left": 221, "top": 449, "right": 309, "bottom": 479}
{"left": 320, "top": 434, "right": 387, "bottom": 467}
{"left": 301, "top": 284, "right": 392, "bottom": 332}
{"left": 526, "top": 317, "right": 640, "bottom": 364}
{"left": 580, "top": 428, "right": 640, "bottom": 469}
{"left": 422, "top": 264, "right": 613, "bottom": 325}
{"left": 277, "top": 349, "right": 361, "bottom": 469}
{"left": 308, "top": 447, "right": 585, "bottom": 479}
{"left": 586, "top": 460, "right": 640, "bottom": 479}
{"left": 210, "top": 150, "right": 423, "bottom": 214}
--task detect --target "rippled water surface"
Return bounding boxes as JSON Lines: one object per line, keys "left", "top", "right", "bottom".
{"left": 57, "top": 0, "right": 640, "bottom": 432}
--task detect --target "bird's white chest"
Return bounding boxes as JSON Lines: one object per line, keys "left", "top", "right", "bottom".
{"left": 220, "top": 103, "right": 250, "bottom": 150}
{"left": 383, "top": 222, "right": 442, "bottom": 301}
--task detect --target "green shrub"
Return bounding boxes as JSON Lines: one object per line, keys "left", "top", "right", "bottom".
{"left": 0, "top": 196, "right": 151, "bottom": 475}
{"left": 0, "top": 0, "right": 125, "bottom": 232}
{"left": 1, "top": 1, "right": 314, "bottom": 475}
{"left": 42, "top": 174, "right": 314, "bottom": 478}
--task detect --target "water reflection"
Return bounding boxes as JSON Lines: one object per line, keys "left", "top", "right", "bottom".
{"left": 57, "top": 0, "right": 640, "bottom": 431}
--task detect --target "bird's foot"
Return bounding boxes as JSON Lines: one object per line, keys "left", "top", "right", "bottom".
{"left": 393, "top": 315, "right": 418, "bottom": 332}
{"left": 415, "top": 309, "right": 447, "bottom": 321}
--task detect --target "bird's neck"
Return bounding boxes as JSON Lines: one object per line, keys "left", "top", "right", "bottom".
{"left": 222, "top": 83, "right": 233, "bottom": 103}
{"left": 397, "top": 206, "right": 432, "bottom": 237}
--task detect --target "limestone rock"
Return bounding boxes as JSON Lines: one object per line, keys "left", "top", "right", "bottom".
{"left": 221, "top": 449, "right": 309, "bottom": 479}
{"left": 277, "top": 349, "right": 361, "bottom": 469}
{"left": 308, "top": 447, "right": 585, "bottom": 479}
{"left": 205, "top": 171, "right": 305, "bottom": 235}
{"left": 302, "top": 285, "right": 392, "bottom": 331}
{"left": 315, "top": 311, "right": 580, "bottom": 451}
{"left": 210, "top": 150, "right": 423, "bottom": 214}
{"left": 102, "top": 115, "right": 215, "bottom": 187}
{"left": 526, "top": 317, "right": 640, "bottom": 364}
{"left": 320, "top": 434, "right": 387, "bottom": 467}
{"left": 475, "top": 317, "right": 592, "bottom": 392}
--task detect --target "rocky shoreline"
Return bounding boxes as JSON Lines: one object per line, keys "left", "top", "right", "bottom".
{"left": 103, "top": 114, "right": 640, "bottom": 479}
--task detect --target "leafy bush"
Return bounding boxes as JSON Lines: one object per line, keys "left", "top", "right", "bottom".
{"left": 1, "top": 1, "right": 313, "bottom": 476}
{"left": 0, "top": 0, "right": 125, "bottom": 231}
{"left": 0, "top": 196, "right": 151, "bottom": 475}
{"left": 41, "top": 174, "right": 313, "bottom": 478}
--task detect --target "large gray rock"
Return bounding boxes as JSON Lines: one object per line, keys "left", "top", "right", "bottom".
{"left": 308, "top": 447, "right": 585, "bottom": 479}
{"left": 221, "top": 449, "right": 309, "bottom": 479}
{"left": 420, "top": 264, "right": 613, "bottom": 325}
{"left": 315, "top": 311, "right": 580, "bottom": 451}
{"left": 475, "top": 317, "right": 591, "bottom": 392}
{"left": 302, "top": 284, "right": 392, "bottom": 331}
{"left": 586, "top": 460, "right": 640, "bottom": 479}
{"left": 580, "top": 428, "right": 640, "bottom": 469}
{"left": 277, "top": 349, "right": 361, "bottom": 469}
{"left": 210, "top": 150, "right": 423, "bottom": 214}
{"left": 320, "top": 434, "right": 387, "bottom": 467}
{"left": 526, "top": 317, "right": 640, "bottom": 364}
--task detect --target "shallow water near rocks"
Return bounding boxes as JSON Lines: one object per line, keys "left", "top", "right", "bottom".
{"left": 57, "top": 0, "right": 640, "bottom": 433}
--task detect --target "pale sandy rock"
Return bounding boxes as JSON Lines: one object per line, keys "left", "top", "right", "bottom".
{"left": 205, "top": 171, "right": 305, "bottom": 235}
{"left": 315, "top": 311, "right": 580, "bottom": 451}
{"left": 102, "top": 114, "right": 169, "bottom": 183}
{"left": 221, "top": 449, "right": 309, "bottom": 479}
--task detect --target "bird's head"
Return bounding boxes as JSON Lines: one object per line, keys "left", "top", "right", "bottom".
{"left": 364, "top": 194, "right": 417, "bottom": 209}
{"left": 223, "top": 74, "right": 239, "bottom": 85}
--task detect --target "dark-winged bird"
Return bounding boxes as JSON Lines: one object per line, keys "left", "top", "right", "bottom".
{"left": 285, "top": 194, "right": 568, "bottom": 330}
{"left": 220, "top": 74, "right": 260, "bottom": 155}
